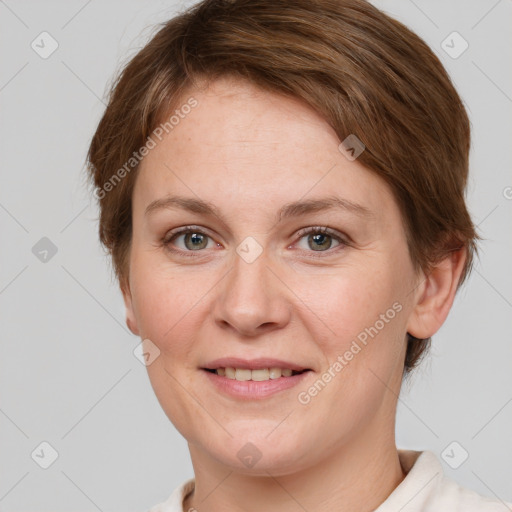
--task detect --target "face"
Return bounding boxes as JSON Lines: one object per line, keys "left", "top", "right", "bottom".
{"left": 124, "top": 76, "right": 422, "bottom": 475}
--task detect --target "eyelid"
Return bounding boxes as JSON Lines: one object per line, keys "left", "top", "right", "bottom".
{"left": 294, "top": 225, "right": 347, "bottom": 242}
{"left": 162, "top": 225, "right": 217, "bottom": 244}
{"left": 291, "top": 226, "right": 349, "bottom": 255}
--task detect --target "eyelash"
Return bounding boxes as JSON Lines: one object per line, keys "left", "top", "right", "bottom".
{"left": 161, "top": 225, "right": 348, "bottom": 258}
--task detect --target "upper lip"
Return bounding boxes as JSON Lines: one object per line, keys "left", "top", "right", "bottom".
{"left": 202, "top": 357, "right": 310, "bottom": 371}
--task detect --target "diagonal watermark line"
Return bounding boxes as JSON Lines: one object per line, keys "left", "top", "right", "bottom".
{"left": 397, "top": 471, "right": 440, "bottom": 511}
{"left": 61, "top": 471, "right": 103, "bottom": 511}
{"left": 265, "top": 410, "right": 294, "bottom": 438}
{"left": 264, "top": 162, "right": 338, "bottom": 237}
{"left": 471, "top": 471, "right": 512, "bottom": 510}
{"left": 163, "top": 162, "right": 231, "bottom": 232}
{"left": 0, "top": 61, "right": 29, "bottom": 92}
{"left": 0, "top": 0, "right": 29, "bottom": 28}
{"left": 61, "top": 265, "right": 130, "bottom": 334}
{"left": 162, "top": 366, "right": 234, "bottom": 438}
{"left": 61, "top": 369, "right": 131, "bottom": 439}
{"left": 474, "top": 268, "right": 512, "bottom": 308}
{"left": 0, "top": 201, "right": 29, "bottom": 232}
{"left": 407, "top": 0, "right": 439, "bottom": 28}
{"left": 477, "top": 204, "right": 499, "bottom": 227}
{"left": 61, "top": 0, "right": 93, "bottom": 29}
{"left": 471, "top": 0, "right": 502, "bottom": 30}
{"left": 61, "top": 61, "right": 106, "bottom": 105}
{"left": 472, "top": 61, "right": 512, "bottom": 104}
{"left": 163, "top": 267, "right": 233, "bottom": 338}
{"left": 0, "top": 408, "right": 29, "bottom": 439}
{"left": 471, "top": 395, "right": 512, "bottom": 439}
{"left": 0, "top": 471, "right": 30, "bottom": 502}
{"left": 195, "top": 470, "right": 233, "bottom": 507}
{"left": 265, "top": 471, "right": 310, "bottom": 512}
{"left": 461, "top": 95, "right": 473, "bottom": 116}
{"left": 0, "top": 265, "right": 29, "bottom": 295}
{"left": 405, "top": 273, "right": 428, "bottom": 299}
{"left": 60, "top": 205, "right": 88, "bottom": 233}
{"left": 265, "top": 265, "right": 337, "bottom": 335}
{"left": 368, "top": 367, "right": 440, "bottom": 438}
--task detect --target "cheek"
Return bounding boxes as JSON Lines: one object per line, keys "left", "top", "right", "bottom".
{"left": 128, "top": 259, "right": 212, "bottom": 440}
{"left": 293, "top": 269, "right": 409, "bottom": 413}
{"left": 129, "top": 245, "right": 176, "bottom": 317}
{"left": 295, "top": 266, "right": 403, "bottom": 350}
{"left": 293, "top": 270, "right": 407, "bottom": 425}
{"left": 129, "top": 254, "right": 219, "bottom": 358}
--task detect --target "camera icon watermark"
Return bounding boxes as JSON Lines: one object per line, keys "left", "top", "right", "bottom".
{"left": 441, "top": 31, "right": 469, "bottom": 59}
{"left": 338, "top": 134, "right": 365, "bottom": 161}
{"left": 237, "top": 442, "right": 262, "bottom": 468}
{"left": 31, "top": 31, "right": 59, "bottom": 59}
{"left": 441, "top": 441, "right": 469, "bottom": 469}
{"left": 236, "top": 236, "right": 263, "bottom": 264}
{"left": 31, "top": 441, "right": 59, "bottom": 469}
{"left": 32, "top": 237, "right": 58, "bottom": 263}
{"left": 133, "top": 338, "right": 161, "bottom": 366}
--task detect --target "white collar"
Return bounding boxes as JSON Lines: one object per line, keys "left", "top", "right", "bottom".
{"left": 148, "top": 449, "right": 511, "bottom": 511}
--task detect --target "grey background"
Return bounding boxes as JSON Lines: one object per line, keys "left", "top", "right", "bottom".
{"left": 1, "top": 0, "right": 511, "bottom": 510}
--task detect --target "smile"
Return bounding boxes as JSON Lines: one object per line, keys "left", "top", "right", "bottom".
{"left": 206, "top": 367, "right": 306, "bottom": 381}
{"left": 202, "top": 367, "right": 312, "bottom": 399}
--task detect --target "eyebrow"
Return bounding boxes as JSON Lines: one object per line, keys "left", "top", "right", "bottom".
{"left": 144, "top": 195, "right": 375, "bottom": 222}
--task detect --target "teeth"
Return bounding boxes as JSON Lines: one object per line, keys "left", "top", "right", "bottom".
{"left": 251, "top": 369, "right": 269, "bottom": 381}
{"left": 215, "top": 367, "right": 302, "bottom": 381}
{"left": 269, "top": 367, "right": 282, "bottom": 379}
{"left": 235, "top": 369, "right": 252, "bottom": 381}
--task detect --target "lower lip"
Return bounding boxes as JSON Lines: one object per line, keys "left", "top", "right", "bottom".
{"left": 202, "top": 370, "right": 311, "bottom": 399}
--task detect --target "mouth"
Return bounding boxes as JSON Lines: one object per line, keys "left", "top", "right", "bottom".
{"left": 203, "top": 367, "right": 308, "bottom": 381}
{"left": 200, "top": 358, "right": 313, "bottom": 399}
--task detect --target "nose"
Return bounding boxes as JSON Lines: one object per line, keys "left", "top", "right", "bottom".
{"left": 212, "top": 248, "right": 292, "bottom": 337}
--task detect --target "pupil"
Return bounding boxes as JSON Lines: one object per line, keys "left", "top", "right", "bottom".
{"left": 187, "top": 233, "right": 206, "bottom": 250}
{"left": 310, "top": 233, "right": 331, "bottom": 251}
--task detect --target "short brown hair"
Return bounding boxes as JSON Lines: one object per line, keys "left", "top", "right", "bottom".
{"left": 86, "top": 0, "right": 480, "bottom": 378}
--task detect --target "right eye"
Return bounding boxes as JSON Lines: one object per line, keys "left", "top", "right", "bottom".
{"left": 162, "top": 226, "right": 220, "bottom": 256}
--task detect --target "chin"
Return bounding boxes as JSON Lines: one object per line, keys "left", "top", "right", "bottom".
{"left": 197, "top": 428, "right": 315, "bottom": 476}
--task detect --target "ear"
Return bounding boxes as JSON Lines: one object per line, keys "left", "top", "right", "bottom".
{"left": 121, "top": 279, "right": 140, "bottom": 336}
{"left": 406, "top": 247, "right": 467, "bottom": 339}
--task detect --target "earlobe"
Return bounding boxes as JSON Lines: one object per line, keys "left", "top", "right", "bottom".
{"left": 121, "top": 279, "right": 140, "bottom": 336}
{"left": 406, "top": 247, "right": 467, "bottom": 340}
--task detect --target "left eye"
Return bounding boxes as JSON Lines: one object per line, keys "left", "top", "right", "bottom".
{"left": 294, "top": 227, "right": 344, "bottom": 252}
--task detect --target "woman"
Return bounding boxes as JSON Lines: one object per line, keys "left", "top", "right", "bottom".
{"left": 86, "top": 0, "right": 511, "bottom": 510}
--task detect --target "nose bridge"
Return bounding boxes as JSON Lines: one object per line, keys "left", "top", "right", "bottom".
{"left": 213, "top": 242, "right": 290, "bottom": 335}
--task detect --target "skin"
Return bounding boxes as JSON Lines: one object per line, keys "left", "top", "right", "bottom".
{"left": 122, "top": 75, "right": 466, "bottom": 512}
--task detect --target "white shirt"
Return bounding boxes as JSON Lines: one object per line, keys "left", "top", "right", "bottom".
{"left": 146, "top": 449, "right": 512, "bottom": 511}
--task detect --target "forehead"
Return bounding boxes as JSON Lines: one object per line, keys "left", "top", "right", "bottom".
{"left": 134, "top": 77, "right": 397, "bottom": 224}
{"left": 157, "top": 77, "right": 340, "bottom": 168}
